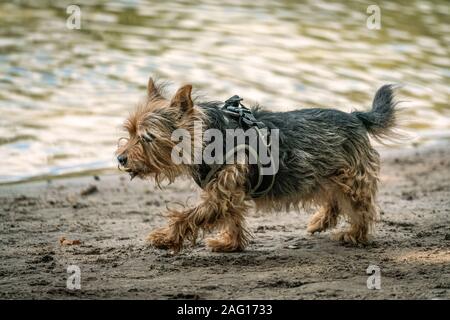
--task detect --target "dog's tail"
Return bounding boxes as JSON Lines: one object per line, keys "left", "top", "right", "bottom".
{"left": 352, "top": 84, "right": 399, "bottom": 141}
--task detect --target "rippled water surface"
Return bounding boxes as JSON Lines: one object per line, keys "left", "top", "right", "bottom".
{"left": 0, "top": 0, "right": 449, "bottom": 183}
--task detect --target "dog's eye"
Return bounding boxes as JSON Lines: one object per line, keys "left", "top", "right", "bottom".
{"left": 141, "top": 132, "right": 155, "bottom": 143}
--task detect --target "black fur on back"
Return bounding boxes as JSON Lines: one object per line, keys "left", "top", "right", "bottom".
{"left": 197, "top": 86, "right": 396, "bottom": 199}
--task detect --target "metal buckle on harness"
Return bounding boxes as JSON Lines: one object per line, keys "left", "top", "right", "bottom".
{"left": 217, "top": 95, "right": 276, "bottom": 198}
{"left": 223, "top": 95, "right": 244, "bottom": 108}
{"left": 222, "top": 95, "right": 266, "bottom": 130}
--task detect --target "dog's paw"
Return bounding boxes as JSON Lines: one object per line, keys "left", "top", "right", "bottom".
{"left": 307, "top": 214, "right": 326, "bottom": 234}
{"left": 332, "top": 231, "right": 368, "bottom": 245}
{"left": 147, "top": 228, "right": 181, "bottom": 252}
{"left": 206, "top": 237, "right": 244, "bottom": 253}
{"left": 307, "top": 222, "right": 324, "bottom": 234}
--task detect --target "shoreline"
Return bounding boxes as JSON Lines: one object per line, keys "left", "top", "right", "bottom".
{"left": 2, "top": 136, "right": 449, "bottom": 187}
{"left": 0, "top": 142, "right": 449, "bottom": 299}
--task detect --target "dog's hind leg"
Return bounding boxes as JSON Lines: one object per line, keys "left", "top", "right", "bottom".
{"left": 333, "top": 193, "right": 377, "bottom": 244}
{"left": 331, "top": 152, "right": 380, "bottom": 244}
{"left": 307, "top": 198, "right": 340, "bottom": 234}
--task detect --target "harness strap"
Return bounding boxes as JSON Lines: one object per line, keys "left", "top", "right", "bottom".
{"left": 195, "top": 95, "right": 276, "bottom": 198}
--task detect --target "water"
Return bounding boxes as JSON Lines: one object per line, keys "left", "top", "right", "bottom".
{"left": 0, "top": 0, "right": 449, "bottom": 184}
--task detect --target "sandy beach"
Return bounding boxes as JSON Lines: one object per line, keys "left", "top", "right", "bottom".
{"left": 0, "top": 142, "right": 449, "bottom": 299}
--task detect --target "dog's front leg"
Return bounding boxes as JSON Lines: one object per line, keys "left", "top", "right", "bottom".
{"left": 147, "top": 207, "right": 198, "bottom": 253}
{"left": 148, "top": 164, "right": 250, "bottom": 252}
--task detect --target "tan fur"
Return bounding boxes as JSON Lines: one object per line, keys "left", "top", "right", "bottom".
{"left": 148, "top": 164, "right": 251, "bottom": 252}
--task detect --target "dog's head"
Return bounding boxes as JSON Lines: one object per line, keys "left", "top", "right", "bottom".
{"left": 115, "top": 77, "right": 199, "bottom": 184}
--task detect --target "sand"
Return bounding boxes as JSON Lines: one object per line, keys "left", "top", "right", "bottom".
{"left": 0, "top": 142, "right": 449, "bottom": 299}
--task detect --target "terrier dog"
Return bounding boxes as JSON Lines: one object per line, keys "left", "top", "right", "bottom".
{"left": 116, "top": 78, "right": 398, "bottom": 252}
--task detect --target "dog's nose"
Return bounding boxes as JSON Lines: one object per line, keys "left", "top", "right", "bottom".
{"left": 117, "top": 154, "right": 127, "bottom": 166}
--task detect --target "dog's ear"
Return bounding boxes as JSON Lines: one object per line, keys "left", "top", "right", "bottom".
{"left": 170, "top": 85, "right": 193, "bottom": 114}
{"left": 147, "top": 77, "right": 162, "bottom": 99}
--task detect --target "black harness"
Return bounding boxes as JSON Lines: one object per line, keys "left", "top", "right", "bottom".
{"left": 193, "top": 95, "right": 276, "bottom": 198}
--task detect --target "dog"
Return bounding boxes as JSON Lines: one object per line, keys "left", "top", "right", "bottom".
{"left": 116, "top": 78, "right": 398, "bottom": 252}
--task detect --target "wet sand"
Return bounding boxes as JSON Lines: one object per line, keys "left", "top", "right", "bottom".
{"left": 0, "top": 142, "right": 449, "bottom": 299}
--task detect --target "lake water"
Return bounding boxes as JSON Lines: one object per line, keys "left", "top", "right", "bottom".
{"left": 0, "top": 0, "right": 449, "bottom": 183}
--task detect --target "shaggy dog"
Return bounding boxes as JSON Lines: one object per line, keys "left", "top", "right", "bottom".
{"left": 116, "top": 78, "right": 398, "bottom": 252}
